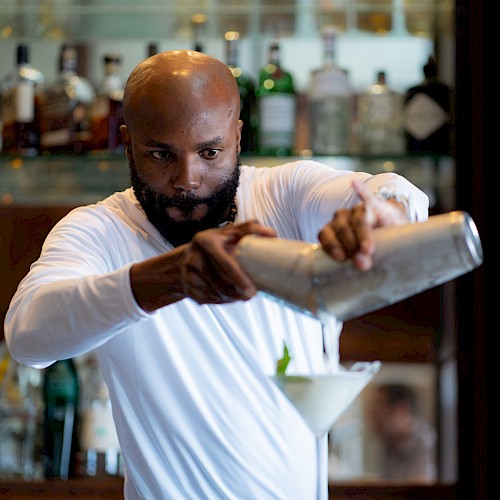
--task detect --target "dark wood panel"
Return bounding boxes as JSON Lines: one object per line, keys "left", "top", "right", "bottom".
{"left": 341, "top": 287, "right": 441, "bottom": 363}
{"left": 0, "top": 206, "right": 73, "bottom": 341}
{"left": 0, "top": 477, "right": 124, "bottom": 499}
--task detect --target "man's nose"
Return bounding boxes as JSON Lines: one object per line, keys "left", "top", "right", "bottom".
{"left": 172, "top": 157, "right": 202, "bottom": 192}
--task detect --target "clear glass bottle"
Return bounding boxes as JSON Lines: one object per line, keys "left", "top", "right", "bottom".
{"left": 225, "top": 31, "right": 257, "bottom": 154}
{"left": 38, "top": 44, "right": 95, "bottom": 154}
{"left": 0, "top": 43, "right": 45, "bottom": 156}
{"left": 77, "top": 352, "right": 121, "bottom": 477}
{"left": 404, "top": 55, "right": 452, "bottom": 155}
{"left": 256, "top": 39, "right": 296, "bottom": 156}
{"left": 90, "top": 53, "right": 125, "bottom": 153}
{"left": 0, "top": 344, "right": 43, "bottom": 479}
{"left": 42, "top": 358, "right": 80, "bottom": 480}
{"left": 308, "top": 26, "right": 353, "bottom": 155}
{"left": 356, "top": 70, "right": 405, "bottom": 155}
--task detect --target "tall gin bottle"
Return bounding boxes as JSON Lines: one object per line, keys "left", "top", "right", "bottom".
{"left": 356, "top": 70, "right": 405, "bottom": 155}
{"left": 404, "top": 56, "right": 451, "bottom": 155}
{"left": 308, "top": 27, "right": 353, "bottom": 155}
{"left": 256, "top": 40, "right": 296, "bottom": 156}
{"left": 0, "top": 43, "right": 45, "bottom": 156}
{"left": 38, "top": 44, "right": 95, "bottom": 154}
{"left": 225, "top": 31, "right": 256, "bottom": 154}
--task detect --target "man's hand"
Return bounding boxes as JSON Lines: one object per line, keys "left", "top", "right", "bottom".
{"left": 181, "top": 220, "right": 277, "bottom": 304}
{"left": 318, "top": 180, "right": 410, "bottom": 271}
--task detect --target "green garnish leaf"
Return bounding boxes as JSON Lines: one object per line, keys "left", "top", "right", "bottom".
{"left": 276, "top": 343, "right": 291, "bottom": 375}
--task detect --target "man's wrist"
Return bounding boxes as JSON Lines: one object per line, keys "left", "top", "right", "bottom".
{"left": 374, "top": 187, "right": 415, "bottom": 222}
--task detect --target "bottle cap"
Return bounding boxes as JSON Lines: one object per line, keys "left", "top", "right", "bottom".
{"left": 423, "top": 56, "right": 438, "bottom": 78}
{"left": 104, "top": 53, "right": 122, "bottom": 64}
{"left": 17, "top": 44, "right": 29, "bottom": 65}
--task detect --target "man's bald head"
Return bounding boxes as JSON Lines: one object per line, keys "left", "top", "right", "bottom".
{"left": 122, "top": 50, "right": 241, "bottom": 132}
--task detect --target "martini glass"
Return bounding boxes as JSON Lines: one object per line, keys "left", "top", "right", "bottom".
{"left": 271, "top": 361, "right": 380, "bottom": 498}
{"left": 271, "top": 360, "right": 381, "bottom": 437}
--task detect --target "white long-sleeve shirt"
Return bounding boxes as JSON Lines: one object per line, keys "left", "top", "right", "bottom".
{"left": 5, "top": 160, "right": 429, "bottom": 499}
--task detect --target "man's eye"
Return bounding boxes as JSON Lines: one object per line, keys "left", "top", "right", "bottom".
{"left": 152, "top": 151, "right": 172, "bottom": 160}
{"left": 202, "top": 149, "right": 221, "bottom": 159}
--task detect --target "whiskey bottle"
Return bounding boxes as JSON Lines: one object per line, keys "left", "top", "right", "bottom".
{"left": 90, "top": 53, "right": 125, "bottom": 153}
{"left": 38, "top": 44, "right": 95, "bottom": 154}
{"left": 308, "top": 26, "right": 353, "bottom": 155}
{"left": 224, "top": 31, "right": 257, "bottom": 154}
{"left": 356, "top": 70, "right": 405, "bottom": 155}
{"left": 0, "top": 43, "right": 45, "bottom": 156}
{"left": 404, "top": 56, "right": 451, "bottom": 155}
{"left": 256, "top": 40, "right": 296, "bottom": 156}
{"left": 42, "top": 358, "right": 80, "bottom": 480}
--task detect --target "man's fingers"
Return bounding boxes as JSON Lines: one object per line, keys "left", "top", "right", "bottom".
{"left": 181, "top": 221, "right": 277, "bottom": 305}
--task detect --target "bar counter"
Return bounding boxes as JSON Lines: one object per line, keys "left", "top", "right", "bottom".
{"left": 0, "top": 478, "right": 458, "bottom": 499}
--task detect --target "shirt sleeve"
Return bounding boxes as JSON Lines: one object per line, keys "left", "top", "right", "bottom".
{"left": 4, "top": 208, "right": 152, "bottom": 368}
{"left": 254, "top": 160, "right": 429, "bottom": 243}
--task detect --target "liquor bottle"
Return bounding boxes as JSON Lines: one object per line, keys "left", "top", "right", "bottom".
{"left": 42, "top": 358, "right": 80, "bottom": 480}
{"left": 403, "top": 55, "right": 451, "bottom": 155}
{"left": 308, "top": 26, "right": 353, "bottom": 155}
{"left": 224, "top": 31, "right": 257, "bottom": 154}
{"left": 256, "top": 40, "right": 296, "bottom": 156}
{"left": 192, "top": 14, "right": 207, "bottom": 52}
{"left": 90, "top": 53, "right": 125, "bottom": 153}
{"left": 77, "top": 353, "right": 121, "bottom": 477}
{"left": 356, "top": 70, "right": 405, "bottom": 155}
{"left": 0, "top": 345, "right": 42, "bottom": 479}
{"left": 38, "top": 44, "right": 95, "bottom": 154}
{"left": 0, "top": 43, "right": 45, "bottom": 156}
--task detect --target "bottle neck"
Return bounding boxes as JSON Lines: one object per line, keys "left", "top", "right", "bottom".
{"left": 104, "top": 61, "right": 121, "bottom": 77}
{"left": 16, "top": 45, "right": 29, "bottom": 66}
{"left": 59, "top": 47, "right": 78, "bottom": 75}
{"left": 322, "top": 33, "right": 336, "bottom": 67}
{"left": 268, "top": 44, "right": 280, "bottom": 66}
{"left": 226, "top": 39, "right": 238, "bottom": 68}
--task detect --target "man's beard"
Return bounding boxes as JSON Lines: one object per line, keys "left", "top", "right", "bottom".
{"left": 129, "top": 154, "right": 241, "bottom": 247}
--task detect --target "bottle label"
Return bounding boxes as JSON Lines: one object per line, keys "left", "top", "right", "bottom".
{"left": 311, "top": 68, "right": 350, "bottom": 97}
{"left": 39, "top": 91, "right": 93, "bottom": 151}
{"left": 404, "top": 93, "right": 448, "bottom": 140}
{"left": 357, "top": 93, "right": 405, "bottom": 155}
{"left": 309, "top": 95, "right": 352, "bottom": 155}
{"left": 81, "top": 405, "right": 120, "bottom": 452}
{"left": 258, "top": 94, "right": 296, "bottom": 148}
{"left": 16, "top": 82, "right": 36, "bottom": 123}
{"left": 359, "top": 93, "right": 402, "bottom": 125}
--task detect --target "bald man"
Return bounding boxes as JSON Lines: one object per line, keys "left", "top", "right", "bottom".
{"left": 5, "top": 50, "right": 429, "bottom": 499}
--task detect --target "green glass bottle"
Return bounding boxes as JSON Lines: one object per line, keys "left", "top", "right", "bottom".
{"left": 42, "top": 358, "right": 80, "bottom": 480}
{"left": 256, "top": 40, "right": 296, "bottom": 156}
{"left": 225, "top": 31, "right": 257, "bottom": 154}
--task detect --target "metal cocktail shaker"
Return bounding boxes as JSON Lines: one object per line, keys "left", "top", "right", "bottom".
{"left": 235, "top": 211, "right": 483, "bottom": 321}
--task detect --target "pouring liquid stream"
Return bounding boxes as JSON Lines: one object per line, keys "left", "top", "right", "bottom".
{"left": 318, "top": 311, "right": 341, "bottom": 374}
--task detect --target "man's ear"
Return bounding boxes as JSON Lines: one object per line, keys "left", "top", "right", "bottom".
{"left": 120, "top": 125, "right": 131, "bottom": 159}
{"left": 236, "top": 119, "right": 243, "bottom": 155}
